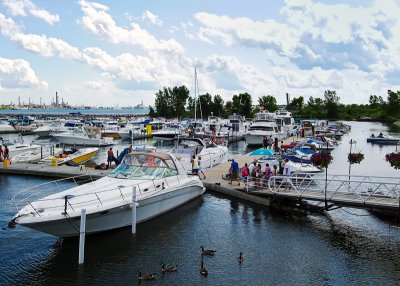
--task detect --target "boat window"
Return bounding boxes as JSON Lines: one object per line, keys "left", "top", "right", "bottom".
{"left": 108, "top": 154, "right": 178, "bottom": 180}
{"left": 249, "top": 126, "right": 274, "bottom": 131}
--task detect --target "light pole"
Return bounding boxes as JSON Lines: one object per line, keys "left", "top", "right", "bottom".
{"left": 325, "top": 140, "right": 328, "bottom": 210}
{"left": 348, "top": 139, "right": 357, "bottom": 182}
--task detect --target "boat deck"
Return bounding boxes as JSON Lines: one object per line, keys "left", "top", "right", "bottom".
{"left": 0, "top": 162, "right": 110, "bottom": 179}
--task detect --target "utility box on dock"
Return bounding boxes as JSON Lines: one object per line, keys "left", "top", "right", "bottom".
{"left": 3, "top": 159, "right": 10, "bottom": 168}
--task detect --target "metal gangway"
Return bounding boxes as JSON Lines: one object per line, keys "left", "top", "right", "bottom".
{"left": 251, "top": 173, "right": 400, "bottom": 211}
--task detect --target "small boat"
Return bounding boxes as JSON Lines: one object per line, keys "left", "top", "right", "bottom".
{"left": 11, "top": 152, "right": 205, "bottom": 237}
{"left": 256, "top": 156, "right": 321, "bottom": 174}
{"left": 39, "top": 147, "right": 99, "bottom": 166}
{"left": 1, "top": 140, "right": 42, "bottom": 158}
{"left": 367, "top": 134, "right": 399, "bottom": 145}
{"left": 12, "top": 146, "right": 63, "bottom": 163}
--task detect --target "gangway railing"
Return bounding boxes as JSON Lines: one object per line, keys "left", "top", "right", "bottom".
{"left": 245, "top": 173, "right": 400, "bottom": 211}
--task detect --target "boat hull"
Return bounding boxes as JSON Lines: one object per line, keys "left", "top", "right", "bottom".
{"left": 17, "top": 184, "right": 205, "bottom": 237}
{"left": 53, "top": 134, "right": 112, "bottom": 146}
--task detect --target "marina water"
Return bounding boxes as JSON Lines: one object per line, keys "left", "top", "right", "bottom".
{"left": 1, "top": 121, "right": 400, "bottom": 285}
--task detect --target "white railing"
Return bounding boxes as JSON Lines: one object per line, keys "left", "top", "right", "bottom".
{"left": 242, "top": 173, "right": 400, "bottom": 208}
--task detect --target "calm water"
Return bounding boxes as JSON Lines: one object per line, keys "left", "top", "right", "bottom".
{"left": 1, "top": 121, "right": 400, "bottom": 285}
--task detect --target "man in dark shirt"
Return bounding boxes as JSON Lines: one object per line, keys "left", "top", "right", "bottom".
{"left": 229, "top": 159, "right": 240, "bottom": 186}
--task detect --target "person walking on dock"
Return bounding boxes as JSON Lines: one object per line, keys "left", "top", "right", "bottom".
{"left": 263, "top": 163, "right": 271, "bottom": 187}
{"left": 229, "top": 159, "right": 240, "bottom": 186}
{"left": 198, "top": 156, "right": 206, "bottom": 179}
{"left": 283, "top": 159, "right": 292, "bottom": 191}
{"left": 192, "top": 155, "right": 199, "bottom": 176}
{"left": 0, "top": 145, "right": 3, "bottom": 161}
{"left": 262, "top": 136, "right": 268, "bottom": 149}
{"left": 241, "top": 163, "right": 249, "bottom": 188}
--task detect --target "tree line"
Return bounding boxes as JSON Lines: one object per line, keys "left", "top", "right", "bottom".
{"left": 148, "top": 86, "right": 400, "bottom": 123}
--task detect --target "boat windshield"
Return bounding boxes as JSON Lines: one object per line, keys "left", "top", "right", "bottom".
{"left": 108, "top": 154, "right": 178, "bottom": 180}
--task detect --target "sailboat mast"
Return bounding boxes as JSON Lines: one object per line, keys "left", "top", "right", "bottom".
{"left": 194, "top": 68, "right": 197, "bottom": 121}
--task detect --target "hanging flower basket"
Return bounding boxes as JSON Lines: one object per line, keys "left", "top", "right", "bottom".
{"left": 348, "top": 152, "right": 364, "bottom": 164}
{"left": 310, "top": 152, "right": 333, "bottom": 168}
{"left": 385, "top": 152, "right": 400, "bottom": 169}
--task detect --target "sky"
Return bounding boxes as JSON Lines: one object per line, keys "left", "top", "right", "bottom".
{"left": 0, "top": 0, "right": 400, "bottom": 107}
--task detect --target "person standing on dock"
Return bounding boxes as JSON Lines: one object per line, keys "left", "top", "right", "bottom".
{"left": 4, "top": 145, "right": 9, "bottom": 160}
{"left": 0, "top": 145, "right": 3, "bottom": 161}
{"left": 229, "top": 159, "right": 240, "bottom": 186}
{"left": 107, "top": 148, "right": 114, "bottom": 168}
{"left": 241, "top": 163, "right": 249, "bottom": 188}
{"left": 262, "top": 136, "right": 268, "bottom": 149}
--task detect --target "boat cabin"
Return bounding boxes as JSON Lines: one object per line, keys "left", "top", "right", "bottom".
{"left": 108, "top": 152, "right": 186, "bottom": 180}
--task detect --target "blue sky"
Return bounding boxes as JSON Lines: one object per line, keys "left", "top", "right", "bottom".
{"left": 0, "top": 0, "right": 399, "bottom": 107}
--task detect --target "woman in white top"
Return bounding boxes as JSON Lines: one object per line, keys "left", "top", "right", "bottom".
{"left": 198, "top": 156, "right": 206, "bottom": 179}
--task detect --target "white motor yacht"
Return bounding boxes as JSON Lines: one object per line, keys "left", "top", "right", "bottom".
{"left": 53, "top": 127, "right": 113, "bottom": 147}
{"left": 11, "top": 152, "right": 205, "bottom": 237}
{"left": 152, "top": 123, "right": 185, "bottom": 142}
{"left": 275, "top": 109, "right": 298, "bottom": 136}
{"left": 0, "top": 120, "right": 15, "bottom": 133}
{"left": 33, "top": 121, "right": 68, "bottom": 137}
{"left": 172, "top": 137, "right": 228, "bottom": 171}
{"left": 245, "top": 111, "right": 285, "bottom": 146}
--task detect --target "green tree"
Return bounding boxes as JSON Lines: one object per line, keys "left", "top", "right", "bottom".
{"left": 148, "top": 105, "right": 156, "bottom": 117}
{"left": 386, "top": 90, "right": 400, "bottom": 115}
{"left": 258, "top": 95, "right": 278, "bottom": 112}
{"left": 324, "top": 90, "right": 340, "bottom": 119}
{"left": 232, "top": 93, "right": 253, "bottom": 118}
{"left": 288, "top": 96, "right": 304, "bottom": 112}
{"left": 211, "top": 95, "right": 224, "bottom": 117}
{"left": 198, "top": 93, "right": 213, "bottom": 118}
{"left": 154, "top": 85, "right": 189, "bottom": 118}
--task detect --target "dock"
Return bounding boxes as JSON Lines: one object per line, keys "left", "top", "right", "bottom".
{"left": 2, "top": 133, "right": 398, "bottom": 214}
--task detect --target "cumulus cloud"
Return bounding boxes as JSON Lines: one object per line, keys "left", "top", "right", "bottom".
{"left": 0, "top": 56, "right": 48, "bottom": 89}
{"left": 191, "top": 0, "right": 400, "bottom": 75}
{"left": 2, "top": 0, "right": 60, "bottom": 25}
{"left": 141, "top": 10, "right": 163, "bottom": 26}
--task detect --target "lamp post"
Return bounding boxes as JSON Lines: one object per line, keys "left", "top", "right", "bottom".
{"left": 325, "top": 140, "right": 328, "bottom": 210}
{"left": 348, "top": 139, "right": 357, "bottom": 182}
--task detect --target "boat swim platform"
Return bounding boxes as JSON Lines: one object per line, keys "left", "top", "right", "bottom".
{"left": 0, "top": 162, "right": 111, "bottom": 180}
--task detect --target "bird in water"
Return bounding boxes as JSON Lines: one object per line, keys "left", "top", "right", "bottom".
{"left": 200, "top": 259, "right": 208, "bottom": 276}
{"left": 161, "top": 263, "right": 178, "bottom": 273}
{"left": 201, "top": 246, "right": 216, "bottom": 256}
{"left": 238, "top": 252, "right": 244, "bottom": 263}
{"left": 138, "top": 271, "right": 156, "bottom": 281}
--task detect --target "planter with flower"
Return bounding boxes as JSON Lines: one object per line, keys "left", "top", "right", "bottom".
{"left": 348, "top": 152, "right": 364, "bottom": 164}
{"left": 385, "top": 152, "right": 400, "bottom": 169}
{"left": 310, "top": 152, "right": 333, "bottom": 168}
